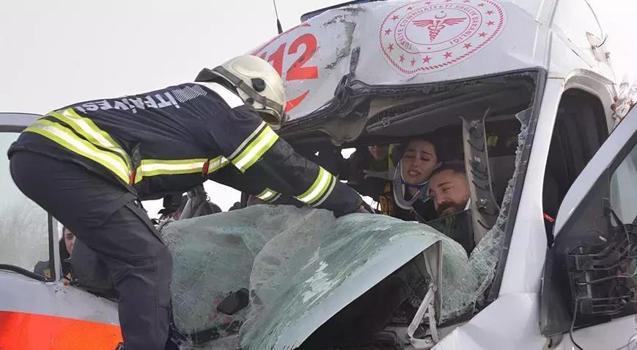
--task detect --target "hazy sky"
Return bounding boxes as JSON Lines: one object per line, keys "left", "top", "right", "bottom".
{"left": 590, "top": 0, "right": 637, "bottom": 82}
{"left": 1, "top": 0, "right": 635, "bottom": 215}
{"left": 0, "top": 0, "right": 341, "bottom": 214}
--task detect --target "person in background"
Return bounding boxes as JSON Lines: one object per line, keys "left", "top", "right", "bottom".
{"left": 33, "top": 226, "right": 75, "bottom": 282}
{"left": 337, "top": 144, "right": 393, "bottom": 205}
{"left": 341, "top": 145, "right": 390, "bottom": 184}
{"left": 157, "top": 194, "right": 187, "bottom": 222}
{"left": 62, "top": 226, "right": 76, "bottom": 255}
{"left": 60, "top": 227, "right": 76, "bottom": 284}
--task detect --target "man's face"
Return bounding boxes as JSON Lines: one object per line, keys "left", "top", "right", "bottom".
{"left": 428, "top": 169, "right": 470, "bottom": 217}
{"left": 401, "top": 140, "right": 438, "bottom": 185}
{"left": 63, "top": 228, "right": 76, "bottom": 254}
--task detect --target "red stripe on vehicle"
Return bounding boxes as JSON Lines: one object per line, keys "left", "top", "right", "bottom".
{"left": 0, "top": 311, "right": 121, "bottom": 350}
{"left": 285, "top": 90, "right": 310, "bottom": 112}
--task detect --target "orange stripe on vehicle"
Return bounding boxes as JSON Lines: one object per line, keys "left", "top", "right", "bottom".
{"left": 0, "top": 311, "right": 122, "bottom": 350}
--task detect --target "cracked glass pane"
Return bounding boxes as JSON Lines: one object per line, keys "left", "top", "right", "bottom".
{"left": 163, "top": 206, "right": 467, "bottom": 348}
{"left": 439, "top": 109, "right": 531, "bottom": 321}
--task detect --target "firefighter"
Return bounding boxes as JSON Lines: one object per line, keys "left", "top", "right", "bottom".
{"left": 8, "top": 55, "right": 364, "bottom": 350}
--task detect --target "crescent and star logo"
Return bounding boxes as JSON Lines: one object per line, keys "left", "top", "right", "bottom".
{"left": 380, "top": 0, "right": 506, "bottom": 74}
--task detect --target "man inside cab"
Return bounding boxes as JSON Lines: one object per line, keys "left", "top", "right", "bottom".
{"left": 8, "top": 55, "right": 365, "bottom": 350}
{"left": 426, "top": 162, "right": 475, "bottom": 253}
{"left": 427, "top": 162, "right": 470, "bottom": 218}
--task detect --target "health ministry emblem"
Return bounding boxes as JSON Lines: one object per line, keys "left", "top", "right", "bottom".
{"left": 380, "top": 0, "right": 505, "bottom": 74}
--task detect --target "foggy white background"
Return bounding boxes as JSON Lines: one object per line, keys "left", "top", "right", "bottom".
{"left": 1, "top": 0, "right": 635, "bottom": 216}
{"left": 0, "top": 0, "right": 342, "bottom": 215}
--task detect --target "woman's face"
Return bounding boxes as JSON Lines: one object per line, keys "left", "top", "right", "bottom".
{"left": 400, "top": 139, "right": 439, "bottom": 185}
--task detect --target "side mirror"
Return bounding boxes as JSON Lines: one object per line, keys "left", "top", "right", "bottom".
{"left": 565, "top": 205, "right": 637, "bottom": 315}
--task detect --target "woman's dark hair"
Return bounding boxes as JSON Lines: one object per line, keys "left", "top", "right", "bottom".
{"left": 392, "top": 135, "right": 440, "bottom": 165}
{"left": 429, "top": 160, "right": 466, "bottom": 178}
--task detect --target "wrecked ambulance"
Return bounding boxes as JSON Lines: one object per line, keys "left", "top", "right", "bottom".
{"left": 2, "top": 0, "right": 637, "bottom": 349}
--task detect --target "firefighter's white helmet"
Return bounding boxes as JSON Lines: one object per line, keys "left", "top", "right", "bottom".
{"left": 196, "top": 55, "right": 287, "bottom": 129}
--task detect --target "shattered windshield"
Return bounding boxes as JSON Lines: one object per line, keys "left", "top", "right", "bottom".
{"left": 163, "top": 206, "right": 467, "bottom": 348}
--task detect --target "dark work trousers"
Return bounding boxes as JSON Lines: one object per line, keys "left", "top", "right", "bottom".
{"left": 10, "top": 151, "right": 173, "bottom": 350}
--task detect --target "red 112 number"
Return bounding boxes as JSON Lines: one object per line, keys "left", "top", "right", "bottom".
{"left": 257, "top": 33, "right": 319, "bottom": 112}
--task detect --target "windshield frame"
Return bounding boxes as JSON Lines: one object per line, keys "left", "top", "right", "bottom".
{"left": 484, "top": 68, "right": 547, "bottom": 302}
{"left": 281, "top": 68, "right": 545, "bottom": 144}
{"left": 283, "top": 68, "right": 548, "bottom": 321}
{"left": 0, "top": 112, "right": 39, "bottom": 131}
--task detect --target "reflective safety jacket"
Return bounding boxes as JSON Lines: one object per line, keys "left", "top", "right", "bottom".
{"left": 8, "top": 82, "right": 362, "bottom": 216}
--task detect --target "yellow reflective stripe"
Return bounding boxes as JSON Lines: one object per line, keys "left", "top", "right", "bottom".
{"left": 138, "top": 158, "right": 207, "bottom": 178}
{"left": 311, "top": 175, "right": 336, "bottom": 207}
{"left": 48, "top": 108, "right": 132, "bottom": 168}
{"left": 133, "top": 167, "right": 143, "bottom": 184}
{"left": 206, "top": 156, "right": 229, "bottom": 175}
{"left": 228, "top": 122, "right": 266, "bottom": 160}
{"left": 256, "top": 188, "right": 280, "bottom": 202}
{"left": 295, "top": 167, "right": 335, "bottom": 206}
{"left": 232, "top": 126, "right": 279, "bottom": 172}
{"left": 25, "top": 119, "right": 130, "bottom": 183}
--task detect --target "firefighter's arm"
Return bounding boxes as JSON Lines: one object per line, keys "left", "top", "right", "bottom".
{"left": 207, "top": 162, "right": 300, "bottom": 206}
{"left": 216, "top": 113, "right": 362, "bottom": 216}
{"left": 235, "top": 136, "right": 363, "bottom": 216}
{"left": 205, "top": 99, "right": 363, "bottom": 216}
